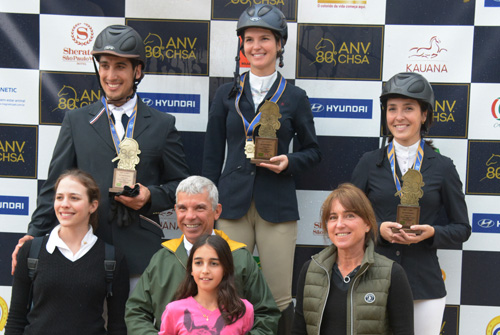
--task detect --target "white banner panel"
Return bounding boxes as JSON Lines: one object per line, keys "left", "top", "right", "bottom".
{"left": 295, "top": 79, "right": 382, "bottom": 137}
{"left": 0, "top": 69, "right": 39, "bottom": 125}
{"left": 474, "top": 1, "right": 500, "bottom": 26}
{"left": 125, "top": 0, "right": 211, "bottom": 20}
{"left": 39, "top": 15, "right": 124, "bottom": 72}
{"left": 37, "top": 125, "right": 61, "bottom": 180}
{"left": 459, "top": 306, "right": 500, "bottom": 335}
{"left": 0, "top": 178, "right": 37, "bottom": 233}
{"left": 437, "top": 249, "right": 463, "bottom": 305}
{"left": 383, "top": 25, "right": 474, "bottom": 83}
{"left": 469, "top": 83, "right": 500, "bottom": 140}
{"left": 298, "top": 0, "right": 386, "bottom": 24}
{"left": 0, "top": 1, "right": 39, "bottom": 14}
{"left": 463, "top": 195, "right": 500, "bottom": 252}
{"left": 296, "top": 189, "right": 331, "bottom": 246}
{"left": 138, "top": 75, "right": 209, "bottom": 132}
{"left": 431, "top": 138, "right": 468, "bottom": 191}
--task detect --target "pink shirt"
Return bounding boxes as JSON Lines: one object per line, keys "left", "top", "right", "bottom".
{"left": 158, "top": 296, "right": 254, "bottom": 335}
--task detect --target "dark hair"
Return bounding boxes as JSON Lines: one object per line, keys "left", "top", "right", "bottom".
{"left": 54, "top": 169, "right": 100, "bottom": 230}
{"left": 320, "top": 183, "right": 378, "bottom": 244}
{"left": 175, "top": 235, "right": 246, "bottom": 325}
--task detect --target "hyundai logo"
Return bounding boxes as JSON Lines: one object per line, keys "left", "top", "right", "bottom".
{"left": 142, "top": 98, "right": 153, "bottom": 106}
{"left": 478, "top": 218, "right": 495, "bottom": 228}
{"left": 311, "top": 103, "right": 324, "bottom": 113}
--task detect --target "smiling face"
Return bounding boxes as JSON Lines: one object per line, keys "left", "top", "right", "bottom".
{"left": 54, "top": 176, "right": 98, "bottom": 229}
{"left": 243, "top": 27, "right": 280, "bottom": 76}
{"left": 191, "top": 244, "right": 224, "bottom": 295}
{"left": 175, "top": 191, "right": 222, "bottom": 244}
{"left": 327, "top": 199, "right": 369, "bottom": 254}
{"left": 98, "top": 54, "right": 142, "bottom": 106}
{"left": 386, "top": 97, "right": 427, "bottom": 146}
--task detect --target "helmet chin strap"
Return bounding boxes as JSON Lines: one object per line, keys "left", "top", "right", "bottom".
{"left": 92, "top": 57, "right": 137, "bottom": 106}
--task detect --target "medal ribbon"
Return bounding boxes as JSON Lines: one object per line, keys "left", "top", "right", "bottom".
{"left": 234, "top": 72, "right": 287, "bottom": 143}
{"left": 387, "top": 138, "right": 425, "bottom": 193}
{"left": 102, "top": 97, "right": 137, "bottom": 154}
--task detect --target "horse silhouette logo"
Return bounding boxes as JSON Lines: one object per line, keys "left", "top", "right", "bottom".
{"left": 144, "top": 32, "right": 165, "bottom": 60}
{"left": 310, "top": 38, "right": 337, "bottom": 65}
{"left": 480, "top": 153, "right": 500, "bottom": 181}
{"left": 409, "top": 36, "right": 447, "bottom": 59}
{"left": 51, "top": 85, "right": 79, "bottom": 112}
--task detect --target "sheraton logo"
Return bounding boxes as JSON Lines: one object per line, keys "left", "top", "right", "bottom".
{"left": 71, "top": 23, "right": 94, "bottom": 46}
{"left": 62, "top": 22, "right": 95, "bottom": 65}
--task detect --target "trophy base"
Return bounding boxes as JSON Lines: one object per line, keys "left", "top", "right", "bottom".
{"left": 394, "top": 204, "right": 422, "bottom": 235}
{"left": 250, "top": 158, "right": 280, "bottom": 165}
{"left": 110, "top": 168, "right": 136, "bottom": 194}
{"left": 109, "top": 187, "right": 125, "bottom": 194}
{"left": 250, "top": 137, "right": 278, "bottom": 165}
{"left": 391, "top": 227, "right": 422, "bottom": 235}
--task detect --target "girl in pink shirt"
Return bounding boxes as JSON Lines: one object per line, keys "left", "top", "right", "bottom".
{"left": 159, "top": 235, "right": 254, "bottom": 335}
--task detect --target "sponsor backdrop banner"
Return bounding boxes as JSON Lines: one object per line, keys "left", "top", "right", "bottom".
{"left": 1, "top": 0, "right": 500, "bottom": 333}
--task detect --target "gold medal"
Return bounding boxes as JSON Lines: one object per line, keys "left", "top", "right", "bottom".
{"left": 244, "top": 140, "right": 255, "bottom": 159}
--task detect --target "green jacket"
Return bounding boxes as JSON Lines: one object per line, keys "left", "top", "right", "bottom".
{"left": 303, "top": 240, "right": 394, "bottom": 335}
{"left": 125, "top": 230, "right": 280, "bottom": 335}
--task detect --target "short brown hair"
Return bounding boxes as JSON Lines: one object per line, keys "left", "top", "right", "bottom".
{"left": 320, "top": 183, "right": 378, "bottom": 243}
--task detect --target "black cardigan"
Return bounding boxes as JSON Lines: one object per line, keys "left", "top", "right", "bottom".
{"left": 6, "top": 238, "right": 129, "bottom": 335}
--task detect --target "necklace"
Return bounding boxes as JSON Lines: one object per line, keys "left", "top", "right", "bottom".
{"left": 195, "top": 300, "right": 217, "bottom": 321}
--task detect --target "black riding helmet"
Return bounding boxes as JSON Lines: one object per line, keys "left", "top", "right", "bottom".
{"left": 237, "top": 4, "right": 288, "bottom": 44}
{"left": 91, "top": 25, "right": 146, "bottom": 103}
{"left": 380, "top": 72, "right": 434, "bottom": 136}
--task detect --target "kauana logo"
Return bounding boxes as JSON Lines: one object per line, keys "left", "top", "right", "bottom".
{"left": 226, "top": 0, "right": 284, "bottom": 5}
{"left": 409, "top": 36, "right": 447, "bottom": 59}
{"left": 406, "top": 36, "right": 448, "bottom": 74}
{"left": 159, "top": 209, "right": 179, "bottom": 230}
{"left": 63, "top": 22, "right": 94, "bottom": 65}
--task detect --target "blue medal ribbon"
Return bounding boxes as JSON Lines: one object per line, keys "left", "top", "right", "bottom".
{"left": 102, "top": 97, "right": 137, "bottom": 154}
{"left": 387, "top": 138, "right": 425, "bottom": 194}
{"left": 234, "top": 72, "right": 287, "bottom": 144}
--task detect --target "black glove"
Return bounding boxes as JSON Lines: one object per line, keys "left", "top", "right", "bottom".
{"left": 109, "top": 184, "right": 140, "bottom": 227}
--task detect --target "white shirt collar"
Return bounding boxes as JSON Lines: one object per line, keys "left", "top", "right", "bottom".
{"left": 249, "top": 71, "right": 278, "bottom": 112}
{"left": 393, "top": 139, "right": 421, "bottom": 175}
{"left": 393, "top": 139, "right": 420, "bottom": 153}
{"left": 46, "top": 224, "right": 98, "bottom": 262}
{"left": 109, "top": 94, "right": 137, "bottom": 118}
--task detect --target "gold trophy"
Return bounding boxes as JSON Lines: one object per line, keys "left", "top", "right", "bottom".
{"left": 250, "top": 100, "right": 281, "bottom": 165}
{"left": 393, "top": 169, "right": 424, "bottom": 235}
{"left": 109, "top": 138, "right": 141, "bottom": 193}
